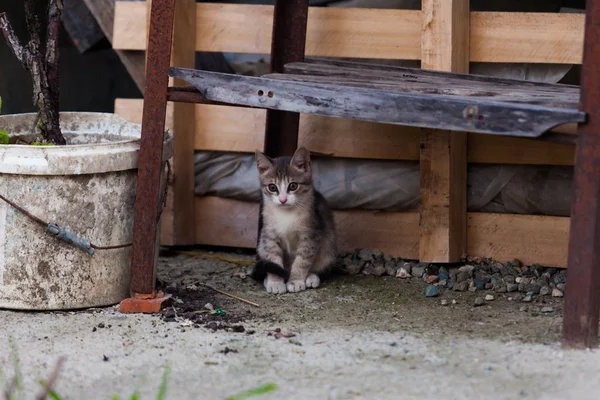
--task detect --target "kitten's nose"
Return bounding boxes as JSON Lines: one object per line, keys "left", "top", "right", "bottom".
{"left": 280, "top": 197, "right": 287, "bottom": 204}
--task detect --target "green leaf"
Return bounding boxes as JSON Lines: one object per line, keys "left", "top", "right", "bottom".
{"left": 156, "top": 366, "right": 171, "bottom": 400}
{"left": 0, "top": 130, "right": 8, "bottom": 145}
{"left": 0, "top": 96, "right": 3, "bottom": 113}
{"left": 48, "top": 389, "right": 64, "bottom": 400}
{"left": 225, "top": 383, "right": 278, "bottom": 400}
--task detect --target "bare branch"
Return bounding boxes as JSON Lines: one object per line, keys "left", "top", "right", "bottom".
{"left": 46, "top": 0, "right": 63, "bottom": 71}
{"left": 24, "top": 0, "right": 41, "bottom": 51}
{"left": 0, "top": 12, "right": 29, "bottom": 67}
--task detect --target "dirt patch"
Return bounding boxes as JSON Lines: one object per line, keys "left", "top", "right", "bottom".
{"left": 156, "top": 251, "right": 564, "bottom": 345}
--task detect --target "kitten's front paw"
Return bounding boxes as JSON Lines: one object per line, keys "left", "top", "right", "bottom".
{"left": 305, "top": 273, "right": 320, "bottom": 288}
{"left": 287, "top": 280, "right": 307, "bottom": 293}
{"left": 264, "top": 279, "right": 287, "bottom": 294}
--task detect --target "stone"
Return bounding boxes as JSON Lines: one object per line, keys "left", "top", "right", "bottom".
{"left": 402, "top": 262, "right": 413, "bottom": 274}
{"left": 474, "top": 297, "right": 485, "bottom": 307}
{"left": 448, "top": 268, "right": 459, "bottom": 279}
{"left": 452, "top": 299, "right": 457, "bottom": 305}
{"left": 454, "top": 281, "right": 469, "bottom": 292}
{"left": 373, "top": 266, "right": 386, "bottom": 277}
{"left": 425, "top": 285, "right": 439, "bottom": 297}
{"left": 536, "top": 276, "right": 550, "bottom": 287}
{"left": 396, "top": 267, "right": 412, "bottom": 279}
{"left": 541, "top": 306, "right": 554, "bottom": 313}
{"left": 506, "top": 283, "right": 519, "bottom": 293}
{"left": 372, "top": 248, "right": 384, "bottom": 260}
{"left": 440, "top": 299, "right": 449, "bottom": 306}
{"left": 519, "top": 306, "right": 528, "bottom": 312}
{"left": 412, "top": 265, "right": 426, "bottom": 278}
{"left": 494, "top": 284, "right": 507, "bottom": 293}
{"left": 485, "top": 295, "right": 494, "bottom": 301}
{"left": 425, "top": 265, "right": 439, "bottom": 276}
{"left": 385, "top": 266, "right": 396, "bottom": 276}
{"left": 459, "top": 265, "right": 475, "bottom": 275}
{"left": 491, "top": 262, "right": 503, "bottom": 274}
{"left": 456, "top": 271, "right": 471, "bottom": 284}
{"left": 358, "top": 248, "right": 373, "bottom": 262}
{"left": 485, "top": 283, "right": 493, "bottom": 290}
{"left": 490, "top": 274, "right": 502, "bottom": 285}
{"left": 438, "top": 267, "right": 450, "bottom": 281}
{"left": 439, "top": 279, "right": 448, "bottom": 287}
{"left": 539, "top": 286, "right": 550, "bottom": 296}
{"left": 512, "top": 293, "right": 523, "bottom": 302}
{"left": 362, "top": 263, "right": 375, "bottom": 275}
{"left": 346, "top": 263, "right": 362, "bottom": 275}
{"left": 504, "top": 275, "right": 515, "bottom": 284}
{"left": 474, "top": 279, "right": 486, "bottom": 291}
{"left": 552, "top": 288, "right": 564, "bottom": 298}
{"left": 384, "top": 254, "right": 393, "bottom": 263}
{"left": 446, "top": 279, "right": 455, "bottom": 290}
{"left": 557, "top": 283, "right": 565, "bottom": 291}
{"left": 468, "top": 281, "right": 477, "bottom": 292}
{"left": 553, "top": 272, "right": 567, "bottom": 285}
{"left": 522, "top": 293, "right": 533, "bottom": 303}
{"left": 205, "top": 303, "right": 214, "bottom": 311}
{"left": 510, "top": 259, "right": 522, "bottom": 269}
{"left": 426, "top": 275, "right": 439, "bottom": 284}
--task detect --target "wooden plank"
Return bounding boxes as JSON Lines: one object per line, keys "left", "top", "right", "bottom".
{"left": 470, "top": 12, "right": 584, "bottom": 64}
{"left": 192, "top": 196, "right": 570, "bottom": 268}
{"left": 112, "top": 2, "right": 584, "bottom": 64}
{"left": 168, "top": 0, "right": 197, "bottom": 245}
{"left": 84, "top": 0, "right": 145, "bottom": 91}
{"left": 169, "top": 68, "right": 585, "bottom": 139}
{"left": 418, "top": 0, "right": 469, "bottom": 263}
{"left": 266, "top": 71, "right": 580, "bottom": 110}
{"left": 115, "top": 98, "right": 576, "bottom": 165}
{"left": 467, "top": 213, "right": 570, "bottom": 268}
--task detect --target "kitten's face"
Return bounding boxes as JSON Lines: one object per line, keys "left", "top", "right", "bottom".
{"left": 255, "top": 147, "right": 313, "bottom": 208}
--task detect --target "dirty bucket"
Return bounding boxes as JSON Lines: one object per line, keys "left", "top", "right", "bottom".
{"left": 0, "top": 112, "right": 173, "bottom": 310}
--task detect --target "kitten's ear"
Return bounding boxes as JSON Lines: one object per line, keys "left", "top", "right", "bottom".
{"left": 255, "top": 150, "right": 273, "bottom": 175}
{"left": 291, "top": 147, "right": 311, "bottom": 173}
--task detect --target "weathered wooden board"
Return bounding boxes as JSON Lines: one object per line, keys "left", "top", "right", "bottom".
{"left": 184, "top": 196, "right": 570, "bottom": 268}
{"left": 112, "top": 2, "right": 584, "bottom": 64}
{"left": 282, "top": 60, "right": 581, "bottom": 108}
{"left": 169, "top": 67, "right": 584, "bottom": 138}
{"left": 115, "top": 98, "right": 576, "bottom": 165}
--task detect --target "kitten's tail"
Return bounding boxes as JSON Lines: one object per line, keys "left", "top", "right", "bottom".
{"left": 250, "top": 259, "right": 290, "bottom": 282}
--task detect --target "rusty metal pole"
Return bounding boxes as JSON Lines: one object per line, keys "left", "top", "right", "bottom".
{"left": 263, "top": 0, "right": 309, "bottom": 157}
{"left": 120, "top": 0, "right": 175, "bottom": 313}
{"left": 562, "top": 0, "right": 600, "bottom": 348}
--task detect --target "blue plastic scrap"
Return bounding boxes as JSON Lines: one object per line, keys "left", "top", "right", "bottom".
{"left": 47, "top": 223, "right": 95, "bottom": 256}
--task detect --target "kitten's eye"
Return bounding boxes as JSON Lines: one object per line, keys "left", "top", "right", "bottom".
{"left": 288, "top": 182, "right": 298, "bottom": 191}
{"left": 267, "top": 184, "right": 278, "bottom": 193}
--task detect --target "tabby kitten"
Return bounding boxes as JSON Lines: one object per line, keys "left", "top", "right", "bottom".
{"left": 251, "top": 147, "right": 337, "bottom": 294}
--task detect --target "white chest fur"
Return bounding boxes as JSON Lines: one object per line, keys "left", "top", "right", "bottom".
{"left": 269, "top": 207, "right": 302, "bottom": 255}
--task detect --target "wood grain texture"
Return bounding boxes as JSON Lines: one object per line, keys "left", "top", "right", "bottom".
{"left": 115, "top": 98, "right": 576, "bottom": 165}
{"left": 418, "top": 0, "right": 469, "bottom": 263}
{"left": 189, "top": 197, "right": 570, "bottom": 268}
{"left": 169, "top": 67, "right": 584, "bottom": 138}
{"left": 112, "top": 2, "right": 583, "bottom": 64}
{"left": 170, "top": 0, "right": 197, "bottom": 245}
{"left": 471, "top": 12, "right": 584, "bottom": 64}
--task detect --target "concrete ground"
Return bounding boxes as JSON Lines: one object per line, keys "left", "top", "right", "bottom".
{"left": 1, "top": 251, "right": 600, "bottom": 400}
